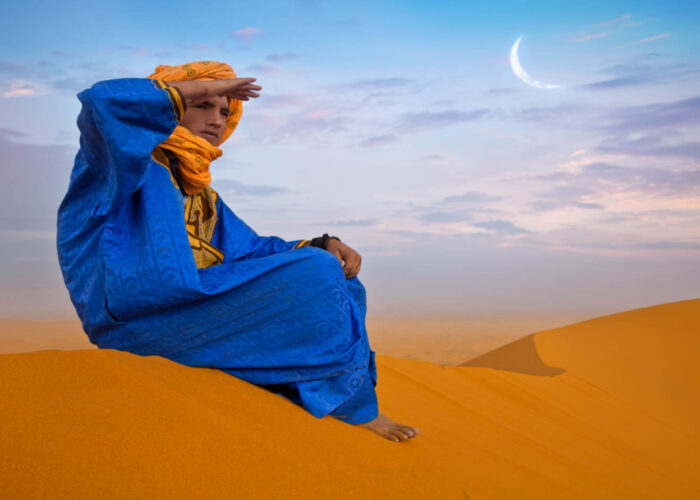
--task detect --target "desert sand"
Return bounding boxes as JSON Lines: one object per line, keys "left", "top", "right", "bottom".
{"left": 1, "top": 299, "right": 699, "bottom": 498}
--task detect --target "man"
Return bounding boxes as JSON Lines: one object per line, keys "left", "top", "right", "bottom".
{"left": 57, "top": 61, "right": 418, "bottom": 442}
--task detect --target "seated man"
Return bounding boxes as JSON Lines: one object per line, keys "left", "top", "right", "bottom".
{"left": 57, "top": 61, "right": 418, "bottom": 442}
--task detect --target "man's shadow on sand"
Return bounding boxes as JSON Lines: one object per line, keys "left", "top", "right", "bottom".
{"left": 459, "top": 334, "right": 565, "bottom": 376}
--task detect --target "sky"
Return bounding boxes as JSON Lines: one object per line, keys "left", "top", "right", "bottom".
{"left": 0, "top": 0, "right": 699, "bottom": 318}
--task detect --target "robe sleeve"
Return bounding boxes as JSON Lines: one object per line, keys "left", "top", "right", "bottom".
{"left": 76, "top": 78, "right": 183, "bottom": 216}
{"left": 211, "top": 195, "right": 308, "bottom": 261}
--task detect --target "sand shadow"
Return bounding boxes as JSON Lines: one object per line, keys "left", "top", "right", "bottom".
{"left": 459, "top": 334, "right": 565, "bottom": 376}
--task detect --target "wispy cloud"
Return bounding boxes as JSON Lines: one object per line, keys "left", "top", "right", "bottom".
{"left": 0, "top": 61, "right": 26, "bottom": 73}
{"left": 233, "top": 27, "right": 263, "bottom": 42}
{"left": 398, "top": 109, "right": 490, "bottom": 132}
{"left": 595, "top": 14, "right": 632, "bottom": 27}
{"left": 578, "top": 59, "right": 700, "bottom": 90}
{"left": 486, "top": 87, "right": 519, "bottom": 96}
{"left": 213, "top": 179, "right": 290, "bottom": 197}
{"left": 525, "top": 162, "right": 700, "bottom": 198}
{"left": 1, "top": 79, "right": 49, "bottom": 98}
{"left": 266, "top": 53, "right": 304, "bottom": 63}
{"left": 359, "top": 134, "right": 397, "bottom": 147}
{"left": 473, "top": 220, "right": 529, "bottom": 235}
{"left": 0, "top": 127, "right": 25, "bottom": 138}
{"left": 530, "top": 185, "right": 605, "bottom": 213}
{"left": 602, "top": 95, "right": 700, "bottom": 134}
{"left": 260, "top": 93, "right": 310, "bottom": 109}
{"left": 568, "top": 32, "right": 609, "bottom": 42}
{"left": 618, "top": 33, "right": 671, "bottom": 49}
{"left": 420, "top": 210, "right": 474, "bottom": 223}
{"left": 246, "top": 64, "right": 280, "bottom": 76}
{"left": 324, "top": 218, "right": 379, "bottom": 227}
{"left": 337, "top": 77, "right": 414, "bottom": 91}
{"left": 440, "top": 191, "right": 501, "bottom": 204}
{"left": 510, "top": 104, "right": 583, "bottom": 122}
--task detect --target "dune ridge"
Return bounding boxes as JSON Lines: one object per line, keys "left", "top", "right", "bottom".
{"left": 1, "top": 299, "right": 699, "bottom": 498}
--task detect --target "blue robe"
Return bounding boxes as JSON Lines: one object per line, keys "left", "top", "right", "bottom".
{"left": 57, "top": 78, "right": 378, "bottom": 424}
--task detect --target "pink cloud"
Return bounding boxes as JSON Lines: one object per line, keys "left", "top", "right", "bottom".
{"left": 233, "top": 27, "right": 263, "bottom": 42}
{"left": 1, "top": 80, "right": 49, "bottom": 98}
{"left": 568, "top": 32, "right": 609, "bottom": 42}
{"left": 618, "top": 33, "right": 671, "bottom": 48}
{"left": 595, "top": 14, "right": 631, "bottom": 27}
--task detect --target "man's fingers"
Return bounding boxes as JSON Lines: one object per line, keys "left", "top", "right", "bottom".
{"left": 343, "top": 254, "right": 361, "bottom": 278}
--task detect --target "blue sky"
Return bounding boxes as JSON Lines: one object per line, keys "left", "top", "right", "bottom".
{"left": 1, "top": 0, "right": 699, "bottom": 317}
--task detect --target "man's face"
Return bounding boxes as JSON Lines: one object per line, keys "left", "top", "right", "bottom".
{"left": 179, "top": 95, "right": 230, "bottom": 146}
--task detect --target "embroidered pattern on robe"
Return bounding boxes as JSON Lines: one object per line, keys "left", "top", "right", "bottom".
{"left": 151, "top": 147, "right": 224, "bottom": 269}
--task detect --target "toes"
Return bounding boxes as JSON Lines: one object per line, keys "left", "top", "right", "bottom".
{"left": 386, "top": 432, "right": 400, "bottom": 442}
{"left": 404, "top": 426, "right": 419, "bottom": 438}
{"left": 394, "top": 430, "right": 409, "bottom": 440}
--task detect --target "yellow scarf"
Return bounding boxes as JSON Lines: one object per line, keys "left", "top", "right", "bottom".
{"left": 160, "top": 126, "right": 222, "bottom": 195}
{"left": 148, "top": 61, "right": 243, "bottom": 195}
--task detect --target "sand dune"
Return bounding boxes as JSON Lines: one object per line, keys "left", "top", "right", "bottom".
{"left": 1, "top": 299, "right": 699, "bottom": 498}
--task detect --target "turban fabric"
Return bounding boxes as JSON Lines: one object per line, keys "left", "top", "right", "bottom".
{"left": 148, "top": 61, "right": 243, "bottom": 195}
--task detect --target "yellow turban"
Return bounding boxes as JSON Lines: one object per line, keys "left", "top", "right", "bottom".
{"left": 148, "top": 61, "right": 243, "bottom": 195}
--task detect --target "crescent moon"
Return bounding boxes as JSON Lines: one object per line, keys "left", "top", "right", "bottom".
{"left": 509, "top": 37, "right": 562, "bottom": 89}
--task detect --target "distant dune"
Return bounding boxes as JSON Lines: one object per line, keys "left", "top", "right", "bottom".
{"left": 1, "top": 299, "right": 698, "bottom": 498}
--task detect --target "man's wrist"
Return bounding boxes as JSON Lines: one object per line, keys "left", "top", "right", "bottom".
{"left": 309, "top": 233, "right": 341, "bottom": 250}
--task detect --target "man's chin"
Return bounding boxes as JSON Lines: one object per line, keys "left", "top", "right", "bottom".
{"left": 198, "top": 134, "right": 220, "bottom": 146}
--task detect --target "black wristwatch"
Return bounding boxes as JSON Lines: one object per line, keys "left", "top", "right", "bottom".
{"left": 309, "top": 233, "right": 341, "bottom": 250}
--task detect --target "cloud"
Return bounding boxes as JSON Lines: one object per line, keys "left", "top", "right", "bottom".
{"left": 266, "top": 53, "right": 304, "bottom": 63}
{"left": 510, "top": 104, "right": 583, "bottom": 122}
{"left": 213, "top": 179, "right": 290, "bottom": 198}
{"left": 595, "top": 14, "right": 632, "bottom": 27}
{"left": 635, "top": 240, "right": 700, "bottom": 250}
{"left": 337, "top": 78, "right": 414, "bottom": 91}
{"left": 421, "top": 154, "right": 446, "bottom": 161}
{"left": 114, "top": 45, "right": 148, "bottom": 56}
{"left": 577, "top": 59, "right": 700, "bottom": 91}
{"left": 398, "top": 109, "right": 490, "bottom": 132}
{"left": 440, "top": 191, "right": 502, "bottom": 204}
{"left": 246, "top": 64, "right": 280, "bottom": 76}
{"left": 420, "top": 210, "right": 474, "bottom": 223}
{"left": 598, "top": 135, "right": 700, "bottom": 160}
{"left": 601, "top": 94, "right": 700, "bottom": 133}
{"left": 526, "top": 162, "right": 700, "bottom": 198}
{"left": 323, "top": 218, "right": 379, "bottom": 227}
{"left": 473, "top": 220, "right": 530, "bottom": 235}
{"left": 233, "top": 27, "right": 263, "bottom": 42}
{"left": 568, "top": 32, "right": 609, "bottom": 42}
{"left": 486, "top": 88, "right": 519, "bottom": 96}
{"left": 251, "top": 109, "right": 351, "bottom": 142}
{"left": 618, "top": 33, "right": 671, "bottom": 49}
{"left": 2, "top": 79, "right": 49, "bottom": 98}
{"left": 0, "top": 61, "right": 26, "bottom": 73}
{"left": 530, "top": 185, "right": 605, "bottom": 212}
{"left": 260, "top": 93, "right": 310, "bottom": 109}
{"left": 0, "top": 127, "right": 26, "bottom": 138}
{"left": 359, "top": 134, "right": 397, "bottom": 147}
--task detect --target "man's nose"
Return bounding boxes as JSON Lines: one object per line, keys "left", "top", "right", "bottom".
{"left": 206, "top": 110, "right": 224, "bottom": 128}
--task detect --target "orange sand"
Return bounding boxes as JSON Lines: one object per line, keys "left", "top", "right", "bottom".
{"left": 1, "top": 299, "right": 699, "bottom": 498}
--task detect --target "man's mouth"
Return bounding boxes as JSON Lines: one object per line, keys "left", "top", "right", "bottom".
{"left": 200, "top": 130, "right": 218, "bottom": 140}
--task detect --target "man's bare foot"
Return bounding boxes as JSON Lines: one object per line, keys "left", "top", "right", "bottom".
{"left": 359, "top": 413, "right": 419, "bottom": 442}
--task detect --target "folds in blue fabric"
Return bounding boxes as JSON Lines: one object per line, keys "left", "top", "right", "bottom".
{"left": 57, "top": 78, "right": 378, "bottom": 424}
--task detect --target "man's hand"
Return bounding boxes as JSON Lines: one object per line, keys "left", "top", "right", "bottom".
{"left": 325, "top": 239, "right": 361, "bottom": 279}
{"left": 168, "top": 78, "right": 262, "bottom": 103}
